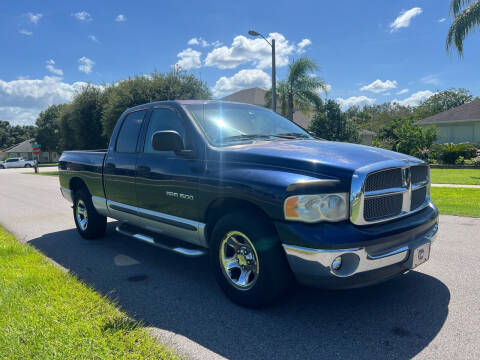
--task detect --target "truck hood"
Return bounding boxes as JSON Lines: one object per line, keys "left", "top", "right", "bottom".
{"left": 220, "top": 139, "right": 419, "bottom": 178}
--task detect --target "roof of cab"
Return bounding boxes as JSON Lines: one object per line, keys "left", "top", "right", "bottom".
{"left": 126, "top": 99, "right": 259, "bottom": 112}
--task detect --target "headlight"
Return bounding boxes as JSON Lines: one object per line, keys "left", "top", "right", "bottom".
{"left": 284, "top": 193, "right": 348, "bottom": 223}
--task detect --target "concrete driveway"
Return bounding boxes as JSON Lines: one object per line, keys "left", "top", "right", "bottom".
{"left": 0, "top": 168, "right": 479, "bottom": 359}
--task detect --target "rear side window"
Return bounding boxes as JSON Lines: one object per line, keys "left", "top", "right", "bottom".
{"left": 116, "top": 110, "right": 147, "bottom": 153}
{"left": 144, "top": 108, "right": 186, "bottom": 153}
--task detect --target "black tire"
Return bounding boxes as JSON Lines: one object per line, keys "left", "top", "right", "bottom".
{"left": 73, "top": 188, "right": 107, "bottom": 239}
{"left": 24, "top": 164, "right": 31, "bottom": 168}
{"left": 210, "top": 211, "right": 292, "bottom": 308}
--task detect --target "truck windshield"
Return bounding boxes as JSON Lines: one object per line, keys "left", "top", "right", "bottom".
{"left": 184, "top": 102, "right": 312, "bottom": 146}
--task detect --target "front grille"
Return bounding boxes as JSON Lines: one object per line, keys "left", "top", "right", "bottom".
{"left": 411, "top": 165, "right": 428, "bottom": 184}
{"left": 364, "top": 194, "right": 403, "bottom": 221}
{"left": 365, "top": 168, "right": 403, "bottom": 192}
{"left": 411, "top": 186, "right": 427, "bottom": 210}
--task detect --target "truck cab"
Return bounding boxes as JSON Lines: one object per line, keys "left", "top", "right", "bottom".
{"left": 59, "top": 100, "right": 439, "bottom": 307}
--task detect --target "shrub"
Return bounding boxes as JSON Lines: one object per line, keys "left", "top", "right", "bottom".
{"left": 455, "top": 156, "right": 465, "bottom": 165}
{"left": 438, "top": 143, "right": 478, "bottom": 164}
{"left": 472, "top": 157, "right": 480, "bottom": 167}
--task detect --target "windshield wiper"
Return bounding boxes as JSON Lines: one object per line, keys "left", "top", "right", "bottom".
{"left": 222, "top": 134, "right": 274, "bottom": 142}
{"left": 274, "top": 132, "right": 310, "bottom": 139}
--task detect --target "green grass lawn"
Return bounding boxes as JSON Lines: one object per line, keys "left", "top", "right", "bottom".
{"left": 25, "top": 171, "right": 59, "bottom": 176}
{"left": 431, "top": 187, "right": 480, "bottom": 218}
{"left": 430, "top": 169, "right": 480, "bottom": 185}
{"left": 0, "top": 227, "right": 177, "bottom": 360}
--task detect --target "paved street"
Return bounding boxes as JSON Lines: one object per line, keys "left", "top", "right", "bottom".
{"left": 0, "top": 168, "right": 479, "bottom": 360}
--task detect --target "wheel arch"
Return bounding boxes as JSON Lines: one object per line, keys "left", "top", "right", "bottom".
{"left": 204, "top": 197, "right": 273, "bottom": 244}
{"left": 69, "top": 177, "right": 89, "bottom": 197}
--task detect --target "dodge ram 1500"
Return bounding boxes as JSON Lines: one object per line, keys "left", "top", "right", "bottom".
{"left": 59, "top": 100, "right": 438, "bottom": 307}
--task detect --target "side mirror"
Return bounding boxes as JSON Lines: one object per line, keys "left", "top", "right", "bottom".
{"left": 151, "top": 130, "right": 184, "bottom": 152}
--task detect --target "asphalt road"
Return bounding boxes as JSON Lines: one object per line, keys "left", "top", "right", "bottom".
{"left": 0, "top": 167, "right": 479, "bottom": 359}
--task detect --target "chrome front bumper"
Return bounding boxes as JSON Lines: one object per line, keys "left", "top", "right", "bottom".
{"left": 283, "top": 223, "right": 438, "bottom": 287}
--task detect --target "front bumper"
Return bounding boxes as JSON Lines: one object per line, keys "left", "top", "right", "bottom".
{"left": 276, "top": 202, "right": 439, "bottom": 288}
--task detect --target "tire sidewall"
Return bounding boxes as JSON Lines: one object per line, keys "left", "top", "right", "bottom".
{"left": 210, "top": 212, "right": 290, "bottom": 307}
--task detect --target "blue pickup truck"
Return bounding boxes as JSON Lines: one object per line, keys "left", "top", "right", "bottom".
{"left": 59, "top": 100, "right": 438, "bottom": 307}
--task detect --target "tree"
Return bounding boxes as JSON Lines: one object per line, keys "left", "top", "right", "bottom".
{"left": 309, "top": 99, "right": 360, "bottom": 143}
{"left": 265, "top": 57, "right": 327, "bottom": 121}
{"left": 345, "top": 102, "right": 412, "bottom": 133}
{"left": 102, "top": 70, "right": 210, "bottom": 137}
{"left": 35, "top": 104, "right": 65, "bottom": 152}
{"left": 446, "top": 0, "right": 480, "bottom": 56}
{"left": 0, "top": 121, "right": 36, "bottom": 150}
{"left": 413, "top": 88, "right": 473, "bottom": 119}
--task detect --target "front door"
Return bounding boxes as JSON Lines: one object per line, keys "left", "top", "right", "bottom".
{"left": 135, "top": 107, "right": 205, "bottom": 246}
{"left": 104, "top": 109, "right": 148, "bottom": 222}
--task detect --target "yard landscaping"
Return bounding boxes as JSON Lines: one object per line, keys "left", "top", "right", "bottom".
{"left": 430, "top": 187, "right": 480, "bottom": 218}
{"left": 430, "top": 168, "right": 480, "bottom": 185}
{"left": 0, "top": 226, "right": 177, "bottom": 360}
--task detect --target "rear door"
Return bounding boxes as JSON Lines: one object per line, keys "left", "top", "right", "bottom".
{"left": 6, "top": 158, "right": 19, "bottom": 168}
{"left": 104, "top": 109, "right": 148, "bottom": 223}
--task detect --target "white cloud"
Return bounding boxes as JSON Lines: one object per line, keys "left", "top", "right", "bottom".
{"left": 392, "top": 90, "right": 434, "bottom": 106}
{"left": 45, "top": 59, "right": 63, "bottom": 76}
{"left": 336, "top": 96, "right": 375, "bottom": 108}
{"left": 212, "top": 69, "right": 271, "bottom": 97}
{"left": 205, "top": 32, "right": 296, "bottom": 69}
{"left": 397, "top": 88, "right": 409, "bottom": 95}
{"left": 421, "top": 74, "right": 440, "bottom": 85}
{"left": 72, "top": 11, "right": 92, "bottom": 22}
{"left": 297, "top": 38, "right": 312, "bottom": 54}
{"left": 390, "top": 7, "right": 422, "bottom": 32}
{"left": 324, "top": 84, "right": 332, "bottom": 93}
{"left": 438, "top": 18, "right": 446, "bottom": 23}
{"left": 88, "top": 35, "right": 99, "bottom": 43}
{"left": 360, "top": 79, "right": 397, "bottom": 93}
{"left": 115, "top": 14, "right": 126, "bottom": 22}
{"left": 187, "top": 37, "right": 222, "bottom": 47}
{"left": 0, "top": 76, "right": 89, "bottom": 125}
{"left": 19, "top": 29, "right": 33, "bottom": 36}
{"left": 26, "top": 12, "right": 43, "bottom": 24}
{"left": 174, "top": 48, "right": 202, "bottom": 70}
{"left": 78, "top": 57, "right": 94, "bottom": 74}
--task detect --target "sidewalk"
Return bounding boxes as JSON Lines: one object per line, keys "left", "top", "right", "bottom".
{"left": 431, "top": 184, "right": 480, "bottom": 188}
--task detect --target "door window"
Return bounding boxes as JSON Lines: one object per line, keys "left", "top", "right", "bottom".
{"left": 116, "top": 110, "right": 147, "bottom": 153}
{"left": 144, "top": 108, "right": 186, "bottom": 153}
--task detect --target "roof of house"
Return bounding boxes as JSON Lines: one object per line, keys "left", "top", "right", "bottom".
{"left": 4, "top": 139, "right": 34, "bottom": 153}
{"left": 416, "top": 98, "right": 480, "bottom": 125}
{"left": 221, "top": 87, "right": 267, "bottom": 106}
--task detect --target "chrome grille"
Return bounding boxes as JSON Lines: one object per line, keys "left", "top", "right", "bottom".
{"left": 364, "top": 194, "right": 403, "bottom": 221}
{"left": 411, "top": 186, "right": 427, "bottom": 210}
{"left": 350, "top": 160, "right": 431, "bottom": 225}
{"left": 411, "top": 165, "right": 428, "bottom": 184}
{"left": 365, "top": 168, "right": 403, "bottom": 192}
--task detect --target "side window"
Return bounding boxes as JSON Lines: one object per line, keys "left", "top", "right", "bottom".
{"left": 144, "top": 108, "right": 186, "bottom": 153}
{"left": 116, "top": 110, "right": 147, "bottom": 153}
{"left": 7, "top": 159, "right": 16, "bottom": 163}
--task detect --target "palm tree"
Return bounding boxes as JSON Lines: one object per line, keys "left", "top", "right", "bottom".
{"left": 446, "top": 0, "right": 480, "bottom": 56}
{"left": 265, "top": 57, "right": 328, "bottom": 121}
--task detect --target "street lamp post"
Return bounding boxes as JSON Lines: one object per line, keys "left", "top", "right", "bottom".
{"left": 248, "top": 30, "right": 276, "bottom": 112}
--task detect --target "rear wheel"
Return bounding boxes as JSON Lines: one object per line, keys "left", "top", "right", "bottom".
{"left": 73, "top": 188, "right": 106, "bottom": 239}
{"left": 210, "top": 211, "right": 292, "bottom": 308}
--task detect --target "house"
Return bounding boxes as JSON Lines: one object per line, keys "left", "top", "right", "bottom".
{"left": 222, "top": 87, "right": 375, "bottom": 144}
{"left": 1, "top": 139, "right": 60, "bottom": 162}
{"left": 415, "top": 98, "right": 480, "bottom": 145}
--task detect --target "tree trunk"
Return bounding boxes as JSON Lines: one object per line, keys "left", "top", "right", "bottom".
{"left": 288, "top": 91, "right": 294, "bottom": 121}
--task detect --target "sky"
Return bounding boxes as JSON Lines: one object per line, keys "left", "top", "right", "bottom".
{"left": 1, "top": 0, "right": 479, "bottom": 125}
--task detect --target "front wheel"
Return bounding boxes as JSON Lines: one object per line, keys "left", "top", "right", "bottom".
{"left": 73, "top": 188, "right": 106, "bottom": 239}
{"left": 24, "top": 164, "right": 32, "bottom": 168}
{"left": 210, "top": 211, "right": 292, "bottom": 308}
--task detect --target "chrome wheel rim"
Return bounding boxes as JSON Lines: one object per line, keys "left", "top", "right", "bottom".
{"left": 76, "top": 199, "right": 88, "bottom": 231}
{"left": 219, "top": 231, "right": 259, "bottom": 290}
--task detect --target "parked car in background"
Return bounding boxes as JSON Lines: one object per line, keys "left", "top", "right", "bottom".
{"left": 58, "top": 100, "right": 438, "bottom": 307}
{"left": 0, "top": 157, "right": 36, "bottom": 169}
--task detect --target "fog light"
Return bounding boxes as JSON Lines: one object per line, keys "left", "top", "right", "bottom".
{"left": 332, "top": 256, "right": 342, "bottom": 270}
